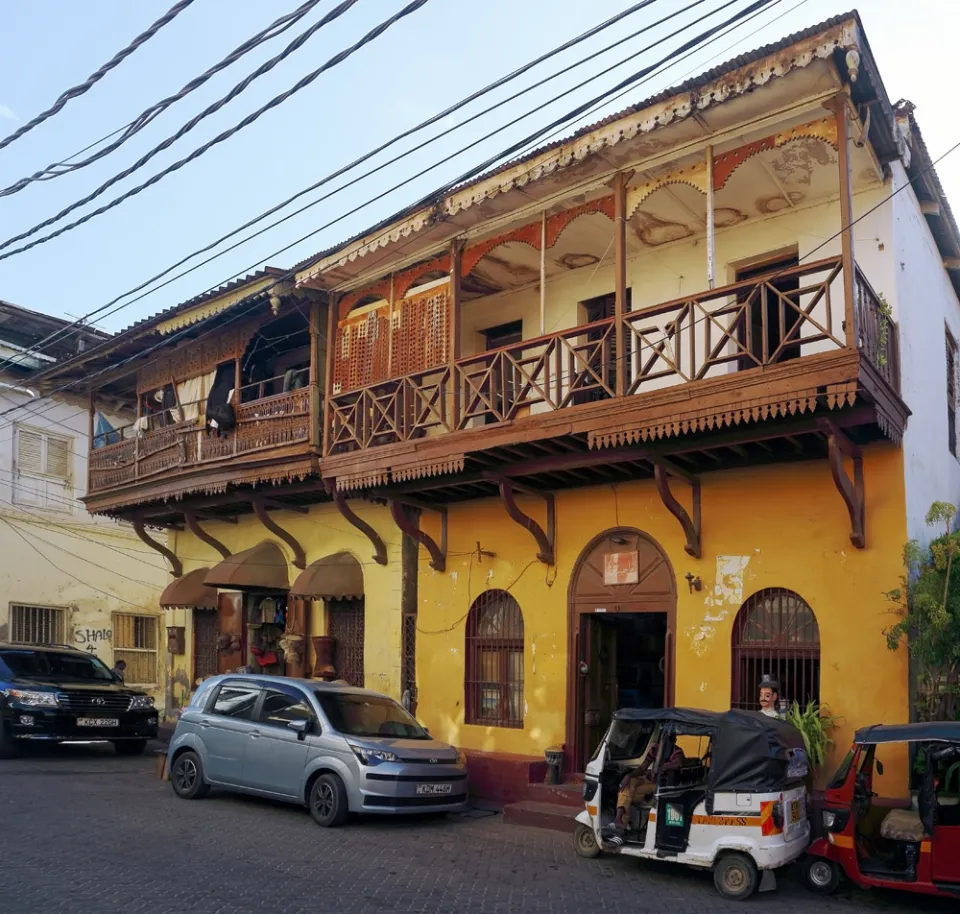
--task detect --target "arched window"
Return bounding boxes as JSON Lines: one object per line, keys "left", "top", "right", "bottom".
{"left": 731, "top": 588, "right": 820, "bottom": 711}
{"left": 465, "top": 590, "right": 524, "bottom": 728}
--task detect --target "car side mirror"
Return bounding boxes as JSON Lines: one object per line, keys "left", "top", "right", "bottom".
{"left": 287, "top": 719, "right": 311, "bottom": 740}
{"left": 875, "top": 760, "right": 884, "bottom": 776}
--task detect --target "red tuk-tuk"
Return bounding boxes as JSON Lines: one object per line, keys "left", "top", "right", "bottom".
{"left": 802, "top": 722, "right": 960, "bottom": 899}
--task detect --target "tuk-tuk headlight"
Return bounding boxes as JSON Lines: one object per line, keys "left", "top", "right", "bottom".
{"left": 583, "top": 777, "right": 598, "bottom": 803}
{"left": 822, "top": 810, "right": 837, "bottom": 830}
{"left": 821, "top": 807, "right": 849, "bottom": 833}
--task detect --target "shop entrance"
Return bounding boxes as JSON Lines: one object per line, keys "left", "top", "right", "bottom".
{"left": 567, "top": 527, "right": 677, "bottom": 773}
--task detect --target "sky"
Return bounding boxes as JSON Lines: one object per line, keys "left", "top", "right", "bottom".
{"left": 0, "top": 0, "right": 957, "bottom": 335}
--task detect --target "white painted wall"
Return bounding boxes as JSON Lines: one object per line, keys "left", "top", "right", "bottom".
{"left": 888, "top": 161, "right": 960, "bottom": 546}
{"left": 0, "top": 384, "right": 170, "bottom": 705}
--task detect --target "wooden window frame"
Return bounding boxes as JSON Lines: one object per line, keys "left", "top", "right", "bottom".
{"left": 464, "top": 589, "right": 524, "bottom": 729}
{"left": 947, "top": 328, "right": 957, "bottom": 458}
{"left": 12, "top": 423, "right": 74, "bottom": 512}
{"left": 112, "top": 612, "right": 160, "bottom": 687}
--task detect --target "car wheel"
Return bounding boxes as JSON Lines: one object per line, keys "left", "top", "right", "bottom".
{"left": 0, "top": 723, "right": 19, "bottom": 759}
{"left": 309, "top": 773, "right": 350, "bottom": 827}
{"left": 114, "top": 739, "right": 148, "bottom": 756}
{"left": 802, "top": 856, "right": 841, "bottom": 894}
{"left": 573, "top": 823, "right": 601, "bottom": 858}
{"left": 713, "top": 852, "right": 759, "bottom": 900}
{"left": 170, "top": 751, "right": 209, "bottom": 799}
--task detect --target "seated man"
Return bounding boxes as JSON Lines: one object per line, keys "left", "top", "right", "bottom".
{"left": 615, "top": 735, "right": 684, "bottom": 831}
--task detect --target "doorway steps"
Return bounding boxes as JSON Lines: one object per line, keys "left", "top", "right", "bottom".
{"left": 503, "top": 782, "right": 582, "bottom": 833}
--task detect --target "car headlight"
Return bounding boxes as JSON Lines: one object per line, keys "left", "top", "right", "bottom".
{"left": 5, "top": 689, "right": 58, "bottom": 708}
{"left": 455, "top": 749, "right": 467, "bottom": 769}
{"left": 128, "top": 695, "right": 155, "bottom": 711}
{"left": 349, "top": 744, "right": 398, "bottom": 766}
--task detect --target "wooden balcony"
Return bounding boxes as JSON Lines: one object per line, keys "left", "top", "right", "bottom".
{"left": 86, "top": 384, "right": 320, "bottom": 515}
{"left": 321, "top": 257, "right": 907, "bottom": 497}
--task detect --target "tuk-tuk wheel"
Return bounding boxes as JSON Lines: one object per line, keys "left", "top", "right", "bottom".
{"left": 713, "top": 852, "right": 759, "bottom": 900}
{"left": 573, "top": 823, "right": 601, "bottom": 859}
{"left": 801, "top": 856, "right": 841, "bottom": 894}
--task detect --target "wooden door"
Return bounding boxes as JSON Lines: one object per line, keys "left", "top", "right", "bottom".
{"left": 329, "top": 597, "right": 365, "bottom": 687}
{"left": 216, "top": 592, "right": 244, "bottom": 674}
{"left": 581, "top": 616, "right": 618, "bottom": 770}
{"left": 193, "top": 610, "right": 219, "bottom": 682}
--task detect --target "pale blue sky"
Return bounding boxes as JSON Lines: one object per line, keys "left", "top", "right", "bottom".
{"left": 0, "top": 1, "right": 956, "bottom": 332}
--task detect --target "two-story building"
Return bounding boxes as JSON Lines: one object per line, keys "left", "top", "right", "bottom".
{"left": 33, "top": 12, "right": 960, "bottom": 797}
{"left": 0, "top": 300, "right": 170, "bottom": 708}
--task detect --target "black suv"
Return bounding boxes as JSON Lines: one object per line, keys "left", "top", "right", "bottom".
{"left": 0, "top": 642, "right": 159, "bottom": 758}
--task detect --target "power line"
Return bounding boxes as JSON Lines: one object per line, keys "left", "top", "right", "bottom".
{"left": 0, "top": 0, "right": 196, "bottom": 153}
{"left": 0, "top": 0, "right": 787, "bottom": 429}
{"left": 0, "top": 0, "right": 328, "bottom": 197}
{"left": 0, "top": 0, "right": 672, "bottom": 373}
{"left": 0, "top": 0, "right": 432, "bottom": 261}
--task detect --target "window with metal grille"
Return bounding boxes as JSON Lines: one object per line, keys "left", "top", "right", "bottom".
{"left": 465, "top": 589, "right": 524, "bottom": 729}
{"left": 947, "top": 330, "right": 958, "bottom": 457}
{"left": 12, "top": 424, "right": 74, "bottom": 511}
{"left": 401, "top": 613, "right": 417, "bottom": 705}
{"left": 112, "top": 613, "right": 159, "bottom": 686}
{"left": 731, "top": 588, "right": 820, "bottom": 712}
{"left": 9, "top": 604, "right": 65, "bottom": 644}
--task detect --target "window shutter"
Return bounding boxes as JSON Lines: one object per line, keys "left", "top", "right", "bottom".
{"left": 16, "top": 429, "right": 43, "bottom": 475}
{"left": 45, "top": 435, "right": 70, "bottom": 480}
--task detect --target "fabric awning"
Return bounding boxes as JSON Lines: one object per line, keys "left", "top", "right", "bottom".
{"left": 204, "top": 541, "right": 289, "bottom": 592}
{"left": 159, "top": 567, "right": 218, "bottom": 610}
{"left": 290, "top": 552, "right": 363, "bottom": 599}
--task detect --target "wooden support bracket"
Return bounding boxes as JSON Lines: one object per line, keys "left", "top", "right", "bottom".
{"left": 184, "top": 512, "right": 231, "bottom": 560}
{"left": 822, "top": 422, "right": 865, "bottom": 548}
{"left": 133, "top": 518, "right": 182, "bottom": 577}
{"left": 497, "top": 479, "right": 555, "bottom": 565}
{"left": 330, "top": 487, "right": 388, "bottom": 566}
{"left": 389, "top": 499, "right": 447, "bottom": 572}
{"left": 653, "top": 463, "right": 702, "bottom": 559}
{"left": 252, "top": 497, "right": 307, "bottom": 569}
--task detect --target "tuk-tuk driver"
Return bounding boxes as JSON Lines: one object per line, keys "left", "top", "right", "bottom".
{"left": 615, "top": 734, "right": 684, "bottom": 830}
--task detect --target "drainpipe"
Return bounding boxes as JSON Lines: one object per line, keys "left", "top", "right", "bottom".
{"left": 0, "top": 382, "right": 39, "bottom": 397}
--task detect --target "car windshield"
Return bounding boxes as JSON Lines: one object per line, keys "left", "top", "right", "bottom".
{"left": 316, "top": 692, "right": 428, "bottom": 739}
{"left": 0, "top": 649, "right": 116, "bottom": 682}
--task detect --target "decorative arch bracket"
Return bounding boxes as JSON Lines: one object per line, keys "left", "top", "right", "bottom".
{"left": 496, "top": 478, "right": 555, "bottom": 565}
{"left": 252, "top": 497, "right": 307, "bottom": 569}
{"left": 184, "top": 512, "right": 231, "bottom": 560}
{"left": 389, "top": 499, "right": 447, "bottom": 572}
{"left": 653, "top": 462, "right": 702, "bottom": 559}
{"left": 329, "top": 485, "right": 388, "bottom": 566}
{"left": 821, "top": 421, "right": 865, "bottom": 548}
{"left": 133, "top": 518, "right": 182, "bottom": 578}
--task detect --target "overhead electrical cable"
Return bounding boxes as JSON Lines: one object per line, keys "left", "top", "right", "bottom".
{"left": 0, "top": 0, "right": 196, "bottom": 153}
{"left": 0, "top": 0, "right": 431, "bottom": 260}
{"left": 0, "top": 0, "right": 328, "bottom": 197}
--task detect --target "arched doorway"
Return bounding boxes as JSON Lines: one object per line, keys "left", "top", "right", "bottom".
{"left": 566, "top": 528, "right": 677, "bottom": 771}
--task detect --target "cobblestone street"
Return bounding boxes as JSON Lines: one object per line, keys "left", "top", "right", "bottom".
{"left": 0, "top": 744, "right": 954, "bottom": 914}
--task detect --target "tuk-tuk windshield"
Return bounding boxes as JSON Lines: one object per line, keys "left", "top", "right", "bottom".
{"left": 600, "top": 719, "right": 658, "bottom": 762}
{"left": 827, "top": 749, "right": 856, "bottom": 790}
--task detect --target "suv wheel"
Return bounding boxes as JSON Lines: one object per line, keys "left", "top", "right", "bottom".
{"left": 114, "top": 739, "right": 148, "bottom": 756}
{"left": 170, "top": 751, "right": 209, "bottom": 799}
{"left": 0, "top": 723, "right": 19, "bottom": 759}
{"left": 309, "top": 773, "right": 349, "bottom": 827}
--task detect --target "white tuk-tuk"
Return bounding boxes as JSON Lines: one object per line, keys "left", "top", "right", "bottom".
{"left": 574, "top": 708, "right": 811, "bottom": 900}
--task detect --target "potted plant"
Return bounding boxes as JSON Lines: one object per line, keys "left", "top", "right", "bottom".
{"left": 786, "top": 700, "right": 842, "bottom": 790}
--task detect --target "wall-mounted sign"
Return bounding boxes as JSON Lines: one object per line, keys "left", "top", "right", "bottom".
{"left": 604, "top": 551, "right": 639, "bottom": 585}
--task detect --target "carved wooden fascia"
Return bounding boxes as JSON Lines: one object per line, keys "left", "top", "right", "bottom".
{"left": 497, "top": 479, "right": 555, "bottom": 565}
{"left": 184, "top": 512, "right": 231, "bottom": 560}
{"left": 328, "top": 485, "right": 388, "bottom": 566}
{"left": 821, "top": 421, "right": 865, "bottom": 548}
{"left": 252, "top": 497, "right": 307, "bottom": 569}
{"left": 389, "top": 499, "right": 447, "bottom": 572}
{"left": 133, "top": 518, "right": 182, "bottom": 578}
{"left": 653, "top": 462, "right": 702, "bottom": 559}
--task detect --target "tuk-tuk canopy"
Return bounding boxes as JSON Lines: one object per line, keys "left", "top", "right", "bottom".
{"left": 854, "top": 721, "right": 960, "bottom": 745}
{"left": 611, "top": 707, "right": 807, "bottom": 793}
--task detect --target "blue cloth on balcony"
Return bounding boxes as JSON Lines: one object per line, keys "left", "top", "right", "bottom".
{"left": 93, "top": 412, "right": 121, "bottom": 448}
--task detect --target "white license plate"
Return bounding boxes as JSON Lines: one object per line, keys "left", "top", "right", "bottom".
{"left": 415, "top": 783, "right": 453, "bottom": 796}
{"left": 77, "top": 718, "right": 119, "bottom": 728}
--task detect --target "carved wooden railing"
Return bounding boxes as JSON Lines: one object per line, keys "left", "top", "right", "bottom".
{"left": 855, "top": 265, "right": 900, "bottom": 393}
{"left": 88, "top": 388, "right": 314, "bottom": 494}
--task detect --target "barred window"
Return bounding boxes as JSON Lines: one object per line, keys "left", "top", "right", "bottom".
{"left": 112, "top": 613, "right": 159, "bottom": 686}
{"left": 9, "top": 604, "right": 66, "bottom": 645}
{"left": 465, "top": 590, "right": 524, "bottom": 729}
{"left": 731, "top": 588, "right": 820, "bottom": 712}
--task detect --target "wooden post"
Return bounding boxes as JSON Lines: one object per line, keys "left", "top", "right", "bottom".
{"left": 387, "top": 275, "right": 395, "bottom": 379}
{"left": 539, "top": 212, "right": 547, "bottom": 336}
{"left": 613, "top": 172, "right": 628, "bottom": 398}
{"left": 706, "top": 145, "right": 716, "bottom": 290}
{"left": 87, "top": 389, "right": 95, "bottom": 449}
{"left": 233, "top": 357, "right": 242, "bottom": 405}
{"left": 322, "top": 294, "right": 338, "bottom": 456}
{"left": 309, "top": 298, "right": 322, "bottom": 449}
{"left": 449, "top": 240, "right": 463, "bottom": 426}
{"left": 834, "top": 94, "right": 858, "bottom": 347}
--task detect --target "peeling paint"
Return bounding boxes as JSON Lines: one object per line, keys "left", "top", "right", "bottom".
{"left": 700, "top": 682, "right": 707, "bottom": 693}
{"left": 685, "top": 624, "right": 717, "bottom": 657}
{"left": 450, "top": 571, "right": 458, "bottom": 584}
{"left": 702, "top": 554, "right": 751, "bottom": 623}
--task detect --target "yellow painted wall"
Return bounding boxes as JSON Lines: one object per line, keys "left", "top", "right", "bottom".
{"left": 167, "top": 500, "right": 403, "bottom": 711}
{"left": 416, "top": 445, "right": 911, "bottom": 795}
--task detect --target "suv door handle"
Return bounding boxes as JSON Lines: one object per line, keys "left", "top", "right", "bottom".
{"left": 249, "top": 730, "right": 261, "bottom": 739}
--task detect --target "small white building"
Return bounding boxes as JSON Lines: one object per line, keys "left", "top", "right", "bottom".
{"left": 0, "top": 300, "right": 169, "bottom": 708}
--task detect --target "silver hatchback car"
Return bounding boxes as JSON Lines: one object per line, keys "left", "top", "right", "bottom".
{"left": 166, "top": 675, "right": 468, "bottom": 826}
